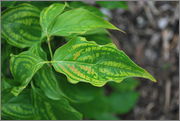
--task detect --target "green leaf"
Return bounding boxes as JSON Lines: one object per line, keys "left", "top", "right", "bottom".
{"left": 10, "top": 50, "right": 44, "bottom": 96}
{"left": 95, "top": 113, "right": 119, "bottom": 120}
{"left": 2, "top": 89, "right": 35, "bottom": 120}
{"left": 2, "top": 78, "right": 13, "bottom": 90}
{"left": 2, "top": 88, "right": 82, "bottom": 120}
{"left": 2, "top": 1, "right": 59, "bottom": 10}
{"left": 47, "top": 8, "right": 123, "bottom": 37}
{"left": 2, "top": 42, "right": 13, "bottom": 76}
{"left": 72, "top": 91, "right": 108, "bottom": 119}
{"left": 96, "top": 1, "right": 128, "bottom": 10}
{"left": 109, "top": 77, "right": 140, "bottom": 92}
{"left": 52, "top": 37, "right": 156, "bottom": 87}
{"left": 26, "top": 1, "right": 61, "bottom": 10}
{"left": 29, "top": 43, "right": 66, "bottom": 100}
{"left": 83, "top": 28, "right": 108, "bottom": 35}
{"left": 69, "top": 1, "right": 104, "bottom": 17}
{"left": 56, "top": 73, "right": 102, "bottom": 103}
{"left": 34, "top": 65, "right": 65, "bottom": 100}
{"left": 1, "top": 40, "right": 22, "bottom": 78}
{"left": 33, "top": 88, "right": 83, "bottom": 120}
{"left": 108, "top": 91, "right": 139, "bottom": 114}
{"left": 30, "top": 43, "right": 68, "bottom": 100}
{"left": 29, "top": 43, "right": 47, "bottom": 60}
{"left": 40, "top": 3, "right": 66, "bottom": 38}
{"left": 2, "top": 3, "right": 41, "bottom": 48}
{"left": 85, "top": 34, "right": 112, "bottom": 45}
{"left": 2, "top": 1, "right": 17, "bottom": 8}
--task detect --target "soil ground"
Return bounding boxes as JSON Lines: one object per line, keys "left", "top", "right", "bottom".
{"left": 107, "top": 1, "right": 179, "bottom": 120}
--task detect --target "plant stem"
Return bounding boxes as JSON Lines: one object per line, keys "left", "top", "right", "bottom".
{"left": 47, "top": 36, "right": 53, "bottom": 59}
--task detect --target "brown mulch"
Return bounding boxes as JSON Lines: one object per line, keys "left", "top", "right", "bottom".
{"left": 107, "top": 1, "right": 179, "bottom": 120}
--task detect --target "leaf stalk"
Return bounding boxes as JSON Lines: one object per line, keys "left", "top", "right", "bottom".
{"left": 47, "top": 36, "right": 53, "bottom": 59}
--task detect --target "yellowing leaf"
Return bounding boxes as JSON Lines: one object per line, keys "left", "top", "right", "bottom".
{"left": 52, "top": 37, "right": 156, "bottom": 87}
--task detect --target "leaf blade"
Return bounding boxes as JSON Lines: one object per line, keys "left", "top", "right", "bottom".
{"left": 56, "top": 73, "right": 102, "bottom": 103}
{"left": 2, "top": 88, "right": 82, "bottom": 120}
{"left": 40, "top": 3, "right": 66, "bottom": 38}
{"left": 34, "top": 65, "right": 65, "bottom": 100}
{"left": 2, "top": 3, "right": 41, "bottom": 48}
{"left": 72, "top": 90, "right": 108, "bottom": 119}
{"left": 96, "top": 1, "right": 128, "bottom": 10}
{"left": 10, "top": 50, "right": 44, "bottom": 96}
{"left": 109, "top": 77, "right": 140, "bottom": 92}
{"left": 49, "top": 8, "right": 124, "bottom": 37}
{"left": 32, "top": 88, "right": 83, "bottom": 120}
{"left": 52, "top": 37, "right": 156, "bottom": 87}
{"left": 2, "top": 89, "right": 35, "bottom": 120}
{"left": 108, "top": 91, "right": 139, "bottom": 114}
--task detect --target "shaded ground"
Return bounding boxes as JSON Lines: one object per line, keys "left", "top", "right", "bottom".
{"left": 107, "top": 1, "right": 179, "bottom": 120}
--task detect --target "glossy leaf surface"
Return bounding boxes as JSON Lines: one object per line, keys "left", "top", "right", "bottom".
{"left": 2, "top": 4, "right": 41, "bottom": 48}
{"left": 40, "top": 3, "right": 66, "bottom": 38}
{"left": 69, "top": 1, "right": 104, "bottom": 17}
{"left": 48, "top": 8, "right": 122, "bottom": 37}
{"left": 85, "top": 34, "right": 112, "bottom": 45}
{"left": 52, "top": 37, "right": 156, "bottom": 87}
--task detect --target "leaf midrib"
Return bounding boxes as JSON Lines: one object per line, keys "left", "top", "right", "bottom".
{"left": 51, "top": 60, "right": 143, "bottom": 73}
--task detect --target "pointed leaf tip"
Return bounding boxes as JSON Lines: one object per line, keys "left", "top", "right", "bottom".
{"left": 52, "top": 37, "right": 157, "bottom": 87}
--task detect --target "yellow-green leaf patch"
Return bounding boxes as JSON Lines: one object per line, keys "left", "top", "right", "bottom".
{"left": 10, "top": 51, "right": 44, "bottom": 96}
{"left": 2, "top": 4, "right": 41, "bottom": 48}
{"left": 52, "top": 37, "right": 156, "bottom": 87}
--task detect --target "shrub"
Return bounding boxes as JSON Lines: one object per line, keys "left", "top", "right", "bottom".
{"left": 1, "top": 1, "right": 156, "bottom": 120}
